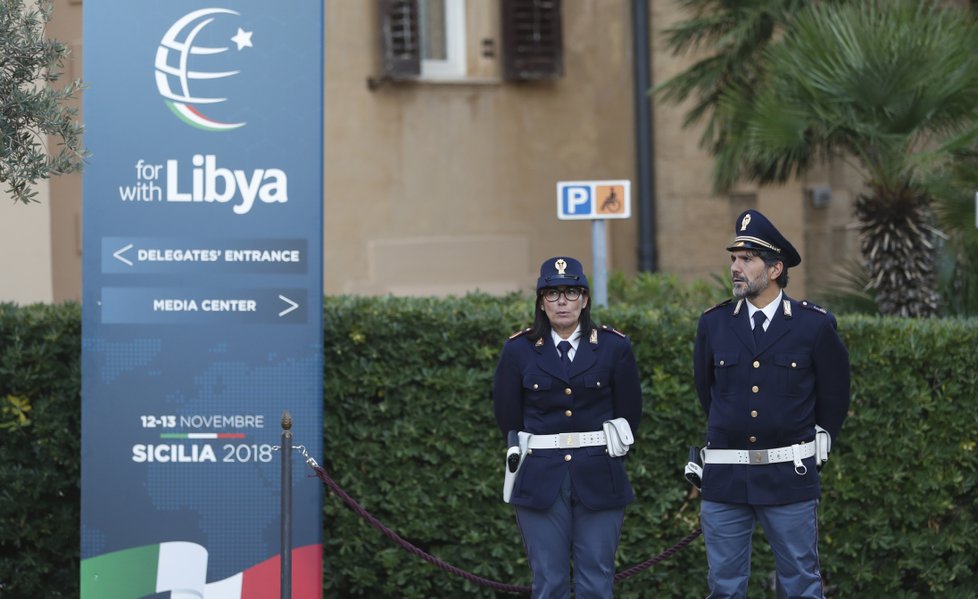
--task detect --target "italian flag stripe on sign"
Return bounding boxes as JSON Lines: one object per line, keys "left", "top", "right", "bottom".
{"left": 81, "top": 542, "right": 322, "bottom": 598}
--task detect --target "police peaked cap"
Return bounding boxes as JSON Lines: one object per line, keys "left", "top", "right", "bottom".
{"left": 726, "top": 210, "right": 801, "bottom": 268}
{"left": 537, "top": 256, "right": 590, "bottom": 291}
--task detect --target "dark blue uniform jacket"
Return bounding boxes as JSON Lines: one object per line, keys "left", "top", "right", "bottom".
{"left": 693, "top": 295, "right": 850, "bottom": 505}
{"left": 493, "top": 326, "right": 643, "bottom": 511}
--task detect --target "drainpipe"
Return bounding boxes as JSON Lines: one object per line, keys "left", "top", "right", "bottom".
{"left": 632, "top": 0, "right": 658, "bottom": 272}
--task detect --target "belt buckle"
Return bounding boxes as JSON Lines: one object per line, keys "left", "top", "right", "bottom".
{"left": 750, "top": 450, "right": 769, "bottom": 465}
{"left": 559, "top": 433, "right": 579, "bottom": 449}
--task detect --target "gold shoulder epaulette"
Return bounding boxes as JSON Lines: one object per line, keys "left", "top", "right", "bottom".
{"left": 703, "top": 299, "right": 733, "bottom": 314}
{"left": 600, "top": 324, "right": 627, "bottom": 338}
{"left": 508, "top": 327, "right": 532, "bottom": 340}
{"left": 799, "top": 300, "right": 827, "bottom": 315}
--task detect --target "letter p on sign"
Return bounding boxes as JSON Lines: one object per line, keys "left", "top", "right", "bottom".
{"left": 562, "top": 186, "right": 591, "bottom": 215}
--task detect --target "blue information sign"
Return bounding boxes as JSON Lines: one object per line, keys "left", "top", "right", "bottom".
{"left": 80, "top": 3, "right": 323, "bottom": 597}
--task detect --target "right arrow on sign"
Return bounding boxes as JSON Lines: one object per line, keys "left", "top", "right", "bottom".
{"left": 278, "top": 295, "right": 299, "bottom": 317}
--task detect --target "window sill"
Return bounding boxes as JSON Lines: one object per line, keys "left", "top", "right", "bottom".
{"left": 416, "top": 76, "right": 503, "bottom": 85}
{"left": 367, "top": 75, "right": 503, "bottom": 91}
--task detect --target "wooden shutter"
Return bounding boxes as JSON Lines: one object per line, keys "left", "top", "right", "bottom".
{"left": 380, "top": 0, "right": 421, "bottom": 79}
{"left": 501, "top": 0, "right": 564, "bottom": 81}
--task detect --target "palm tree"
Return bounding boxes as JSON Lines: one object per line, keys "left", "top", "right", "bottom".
{"left": 924, "top": 150, "right": 978, "bottom": 316}
{"left": 659, "top": 0, "right": 978, "bottom": 317}
{"left": 656, "top": 0, "right": 812, "bottom": 156}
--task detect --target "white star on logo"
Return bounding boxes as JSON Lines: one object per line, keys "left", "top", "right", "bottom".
{"left": 231, "top": 27, "right": 253, "bottom": 50}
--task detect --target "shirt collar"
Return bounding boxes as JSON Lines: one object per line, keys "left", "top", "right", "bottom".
{"left": 747, "top": 290, "right": 783, "bottom": 325}
{"left": 551, "top": 325, "right": 582, "bottom": 351}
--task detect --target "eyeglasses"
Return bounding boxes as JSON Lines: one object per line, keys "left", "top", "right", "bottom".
{"left": 542, "top": 287, "right": 584, "bottom": 302}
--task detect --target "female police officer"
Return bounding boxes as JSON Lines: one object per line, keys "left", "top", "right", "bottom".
{"left": 493, "top": 256, "right": 643, "bottom": 599}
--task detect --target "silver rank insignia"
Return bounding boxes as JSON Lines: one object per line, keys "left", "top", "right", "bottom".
{"left": 740, "top": 213, "right": 752, "bottom": 231}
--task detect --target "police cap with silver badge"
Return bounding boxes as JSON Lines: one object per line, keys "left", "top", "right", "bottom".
{"left": 726, "top": 210, "right": 801, "bottom": 267}
{"left": 537, "top": 256, "right": 590, "bottom": 291}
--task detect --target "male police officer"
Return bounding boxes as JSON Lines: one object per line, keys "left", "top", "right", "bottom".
{"left": 693, "top": 210, "right": 850, "bottom": 598}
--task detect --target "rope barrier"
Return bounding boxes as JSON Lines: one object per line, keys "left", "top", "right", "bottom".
{"left": 301, "top": 452, "right": 702, "bottom": 595}
{"left": 310, "top": 462, "right": 529, "bottom": 594}
{"left": 613, "top": 527, "right": 703, "bottom": 582}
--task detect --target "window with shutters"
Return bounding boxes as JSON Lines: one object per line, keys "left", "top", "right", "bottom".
{"left": 379, "top": 0, "right": 563, "bottom": 83}
{"left": 380, "top": 0, "right": 467, "bottom": 81}
{"left": 501, "top": 0, "right": 563, "bottom": 80}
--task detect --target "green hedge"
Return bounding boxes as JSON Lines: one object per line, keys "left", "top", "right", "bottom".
{"left": 2, "top": 298, "right": 977, "bottom": 597}
{"left": 0, "top": 302, "right": 82, "bottom": 598}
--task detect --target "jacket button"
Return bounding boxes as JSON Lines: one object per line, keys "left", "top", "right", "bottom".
{"left": 749, "top": 436, "right": 757, "bottom": 443}
{"left": 596, "top": 381, "right": 601, "bottom": 387}
{"left": 753, "top": 360, "right": 760, "bottom": 368}
{"left": 528, "top": 449, "right": 533, "bottom": 455}
{"left": 564, "top": 410, "right": 573, "bottom": 417}
{"left": 719, "top": 360, "right": 725, "bottom": 366}
{"left": 564, "top": 454, "right": 572, "bottom": 462}
{"left": 752, "top": 385, "right": 759, "bottom": 393}
{"left": 564, "top": 388, "right": 572, "bottom": 396}
{"left": 751, "top": 410, "right": 758, "bottom": 418}
{"left": 792, "top": 362, "right": 797, "bottom": 368}
{"left": 533, "top": 383, "right": 539, "bottom": 390}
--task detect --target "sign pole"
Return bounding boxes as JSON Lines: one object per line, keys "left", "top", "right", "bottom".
{"left": 557, "top": 179, "right": 630, "bottom": 308}
{"left": 281, "top": 411, "right": 293, "bottom": 599}
{"left": 591, "top": 220, "right": 608, "bottom": 307}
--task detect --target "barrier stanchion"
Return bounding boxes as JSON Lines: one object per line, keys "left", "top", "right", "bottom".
{"left": 281, "top": 411, "right": 293, "bottom": 599}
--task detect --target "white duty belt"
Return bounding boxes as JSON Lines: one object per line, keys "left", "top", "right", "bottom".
{"left": 527, "top": 430, "right": 606, "bottom": 450}
{"left": 702, "top": 440, "right": 816, "bottom": 475}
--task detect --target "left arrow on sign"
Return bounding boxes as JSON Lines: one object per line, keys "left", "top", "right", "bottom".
{"left": 278, "top": 294, "right": 299, "bottom": 317}
{"left": 113, "top": 244, "right": 134, "bottom": 266}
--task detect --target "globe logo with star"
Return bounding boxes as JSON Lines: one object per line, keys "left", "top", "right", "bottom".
{"left": 154, "top": 8, "right": 254, "bottom": 132}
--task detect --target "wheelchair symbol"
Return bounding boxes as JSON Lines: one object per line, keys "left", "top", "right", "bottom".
{"left": 601, "top": 188, "right": 621, "bottom": 212}
{"left": 597, "top": 185, "right": 625, "bottom": 214}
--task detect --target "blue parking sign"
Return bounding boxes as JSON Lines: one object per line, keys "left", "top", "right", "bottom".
{"left": 557, "top": 180, "right": 631, "bottom": 220}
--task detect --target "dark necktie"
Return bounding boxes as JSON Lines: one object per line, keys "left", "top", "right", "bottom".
{"left": 752, "top": 311, "right": 767, "bottom": 347}
{"left": 557, "top": 340, "right": 573, "bottom": 376}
